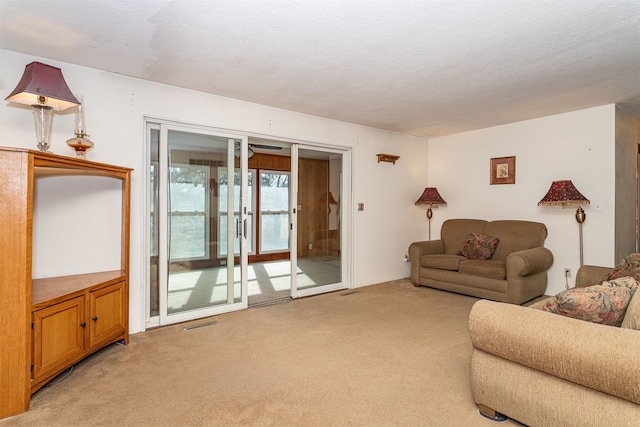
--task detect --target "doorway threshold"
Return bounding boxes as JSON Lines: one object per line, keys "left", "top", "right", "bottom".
{"left": 249, "top": 297, "right": 292, "bottom": 308}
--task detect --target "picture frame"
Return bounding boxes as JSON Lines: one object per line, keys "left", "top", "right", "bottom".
{"left": 490, "top": 156, "right": 516, "bottom": 185}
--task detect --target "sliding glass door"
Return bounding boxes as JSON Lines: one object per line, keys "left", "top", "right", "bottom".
{"left": 291, "top": 145, "right": 349, "bottom": 298}
{"left": 147, "top": 122, "right": 351, "bottom": 325}
{"left": 150, "top": 123, "right": 249, "bottom": 325}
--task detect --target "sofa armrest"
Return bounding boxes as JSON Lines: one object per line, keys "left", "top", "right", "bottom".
{"left": 408, "top": 240, "right": 444, "bottom": 258}
{"left": 505, "top": 246, "right": 553, "bottom": 277}
{"left": 469, "top": 300, "right": 640, "bottom": 404}
{"left": 576, "top": 265, "right": 611, "bottom": 288}
{"left": 408, "top": 240, "right": 444, "bottom": 284}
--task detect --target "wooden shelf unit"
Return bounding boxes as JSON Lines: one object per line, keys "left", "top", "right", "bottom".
{"left": 0, "top": 147, "right": 132, "bottom": 419}
{"left": 376, "top": 153, "right": 400, "bottom": 164}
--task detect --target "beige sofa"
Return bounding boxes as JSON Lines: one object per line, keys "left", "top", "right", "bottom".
{"left": 469, "top": 264, "right": 640, "bottom": 426}
{"left": 409, "top": 219, "right": 553, "bottom": 305}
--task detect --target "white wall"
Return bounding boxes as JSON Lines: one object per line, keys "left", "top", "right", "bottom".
{"left": 1, "top": 49, "right": 429, "bottom": 333}
{"left": 428, "top": 105, "right": 617, "bottom": 296}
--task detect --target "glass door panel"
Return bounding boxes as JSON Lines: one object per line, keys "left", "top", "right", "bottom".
{"left": 294, "top": 146, "right": 347, "bottom": 297}
{"left": 218, "top": 168, "right": 254, "bottom": 256}
{"left": 157, "top": 126, "right": 248, "bottom": 325}
{"left": 148, "top": 125, "right": 160, "bottom": 319}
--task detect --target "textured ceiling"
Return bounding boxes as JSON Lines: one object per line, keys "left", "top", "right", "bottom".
{"left": 1, "top": 0, "right": 639, "bottom": 137}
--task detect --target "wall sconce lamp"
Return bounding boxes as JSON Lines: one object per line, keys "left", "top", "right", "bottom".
{"left": 5, "top": 61, "right": 79, "bottom": 152}
{"left": 415, "top": 187, "right": 447, "bottom": 240}
{"left": 538, "top": 180, "right": 590, "bottom": 266}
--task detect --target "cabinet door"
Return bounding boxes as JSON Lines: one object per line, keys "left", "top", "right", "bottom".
{"left": 89, "top": 282, "right": 125, "bottom": 349}
{"left": 32, "top": 296, "right": 85, "bottom": 382}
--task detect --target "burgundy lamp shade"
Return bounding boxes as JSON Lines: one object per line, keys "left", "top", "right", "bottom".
{"left": 538, "top": 180, "right": 590, "bottom": 207}
{"left": 5, "top": 62, "right": 79, "bottom": 111}
{"left": 415, "top": 187, "right": 447, "bottom": 206}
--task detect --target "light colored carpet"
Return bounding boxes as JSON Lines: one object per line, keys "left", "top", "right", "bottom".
{"left": 1, "top": 280, "right": 521, "bottom": 427}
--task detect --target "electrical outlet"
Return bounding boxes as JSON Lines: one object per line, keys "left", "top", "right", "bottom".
{"left": 593, "top": 200, "right": 602, "bottom": 212}
{"left": 309, "top": 243, "right": 313, "bottom": 250}
{"left": 564, "top": 268, "right": 572, "bottom": 278}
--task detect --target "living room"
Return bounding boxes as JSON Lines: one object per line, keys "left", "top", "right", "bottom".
{"left": 1, "top": 1, "right": 639, "bottom": 425}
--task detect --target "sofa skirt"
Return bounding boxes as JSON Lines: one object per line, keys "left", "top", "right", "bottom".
{"left": 471, "top": 350, "right": 640, "bottom": 427}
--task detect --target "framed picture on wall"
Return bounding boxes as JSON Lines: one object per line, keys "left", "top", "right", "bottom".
{"left": 490, "top": 156, "right": 516, "bottom": 185}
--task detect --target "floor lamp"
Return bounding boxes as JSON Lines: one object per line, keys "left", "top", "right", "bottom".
{"left": 415, "top": 187, "right": 447, "bottom": 240}
{"left": 538, "top": 180, "right": 590, "bottom": 266}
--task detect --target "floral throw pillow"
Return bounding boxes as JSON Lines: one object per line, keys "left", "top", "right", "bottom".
{"left": 457, "top": 233, "right": 500, "bottom": 260}
{"left": 541, "top": 276, "right": 639, "bottom": 326}
{"left": 604, "top": 253, "right": 640, "bottom": 282}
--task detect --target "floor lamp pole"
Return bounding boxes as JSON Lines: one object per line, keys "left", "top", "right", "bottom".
{"left": 576, "top": 206, "right": 586, "bottom": 266}
{"left": 427, "top": 206, "right": 433, "bottom": 240}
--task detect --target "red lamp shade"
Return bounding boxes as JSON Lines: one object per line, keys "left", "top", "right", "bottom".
{"left": 5, "top": 62, "right": 79, "bottom": 111}
{"left": 538, "top": 180, "right": 590, "bottom": 207}
{"left": 415, "top": 187, "right": 447, "bottom": 206}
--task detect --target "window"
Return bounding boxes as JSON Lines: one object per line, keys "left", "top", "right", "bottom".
{"left": 260, "top": 171, "right": 289, "bottom": 252}
{"left": 169, "top": 163, "right": 209, "bottom": 260}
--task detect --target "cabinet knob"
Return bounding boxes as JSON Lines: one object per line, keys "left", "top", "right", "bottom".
{"left": 80, "top": 322, "right": 86, "bottom": 327}
{"left": 92, "top": 316, "right": 98, "bottom": 321}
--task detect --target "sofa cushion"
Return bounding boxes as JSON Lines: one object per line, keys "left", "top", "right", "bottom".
{"left": 604, "top": 253, "right": 640, "bottom": 282}
{"left": 541, "top": 276, "right": 639, "bottom": 326}
{"left": 440, "top": 219, "right": 488, "bottom": 255}
{"left": 420, "top": 254, "right": 466, "bottom": 271}
{"left": 457, "top": 233, "right": 500, "bottom": 260}
{"left": 459, "top": 259, "right": 506, "bottom": 280}
{"left": 484, "top": 220, "right": 547, "bottom": 261}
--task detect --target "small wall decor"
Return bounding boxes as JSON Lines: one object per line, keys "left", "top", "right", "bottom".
{"left": 490, "top": 156, "right": 516, "bottom": 185}
{"left": 376, "top": 153, "right": 400, "bottom": 164}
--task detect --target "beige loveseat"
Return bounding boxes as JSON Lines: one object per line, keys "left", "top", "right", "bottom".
{"left": 469, "top": 264, "right": 640, "bottom": 426}
{"left": 409, "top": 219, "right": 553, "bottom": 305}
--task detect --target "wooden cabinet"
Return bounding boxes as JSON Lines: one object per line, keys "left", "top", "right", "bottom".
{"left": 89, "top": 281, "right": 126, "bottom": 349}
{"left": 31, "top": 278, "right": 127, "bottom": 392}
{"left": 32, "top": 296, "right": 86, "bottom": 385}
{"left": 0, "top": 147, "right": 131, "bottom": 419}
